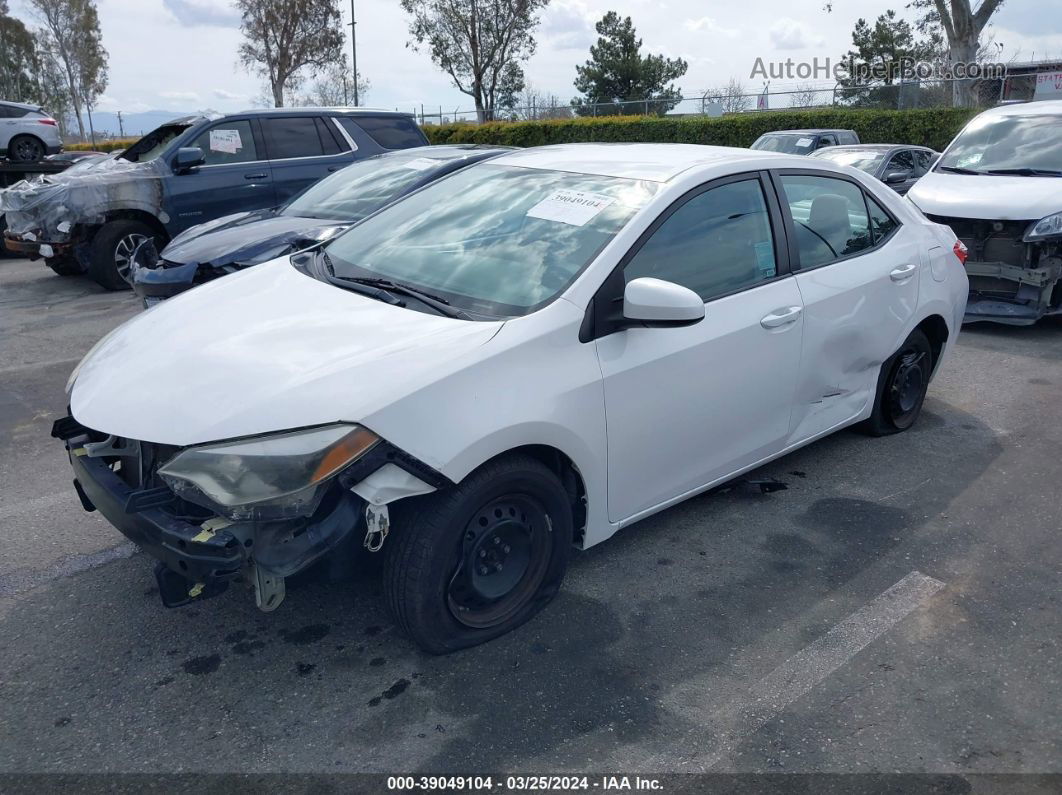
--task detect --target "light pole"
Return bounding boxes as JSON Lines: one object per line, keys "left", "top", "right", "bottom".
{"left": 349, "top": 0, "right": 359, "bottom": 106}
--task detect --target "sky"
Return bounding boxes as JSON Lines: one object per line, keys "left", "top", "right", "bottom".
{"left": 8, "top": 0, "right": 1062, "bottom": 118}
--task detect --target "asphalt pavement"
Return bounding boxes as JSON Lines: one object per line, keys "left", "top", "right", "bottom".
{"left": 0, "top": 258, "right": 1058, "bottom": 788}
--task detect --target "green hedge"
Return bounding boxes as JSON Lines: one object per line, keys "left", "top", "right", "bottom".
{"left": 422, "top": 107, "right": 979, "bottom": 152}
{"left": 65, "top": 138, "right": 138, "bottom": 152}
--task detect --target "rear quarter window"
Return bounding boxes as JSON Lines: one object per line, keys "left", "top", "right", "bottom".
{"left": 343, "top": 116, "right": 427, "bottom": 149}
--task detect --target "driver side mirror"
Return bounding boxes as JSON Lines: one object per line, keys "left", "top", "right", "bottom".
{"left": 622, "top": 277, "right": 705, "bottom": 327}
{"left": 174, "top": 147, "right": 205, "bottom": 173}
{"left": 885, "top": 169, "right": 912, "bottom": 185}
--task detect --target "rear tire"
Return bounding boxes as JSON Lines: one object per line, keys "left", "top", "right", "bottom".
{"left": 862, "top": 329, "right": 933, "bottom": 436}
{"left": 383, "top": 454, "right": 573, "bottom": 654}
{"left": 89, "top": 220, "right": 157, "bottom": 290}
{"left": 8, "top": 135, "right": 44, "bottom": 163}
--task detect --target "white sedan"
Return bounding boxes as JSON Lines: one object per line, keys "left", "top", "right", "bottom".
{"left": 57, "top": 143, "right": 969, "bottom": 653}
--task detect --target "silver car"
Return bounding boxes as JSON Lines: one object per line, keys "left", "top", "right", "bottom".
{"left": 0, "top": 100, "right": 63, "bottom": 162}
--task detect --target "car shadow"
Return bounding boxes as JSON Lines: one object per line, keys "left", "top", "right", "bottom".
{"left": 0, "top": 397, "right": 1002, "bottom": 774}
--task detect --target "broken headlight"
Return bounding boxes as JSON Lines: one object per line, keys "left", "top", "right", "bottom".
{"left": 1024, "top": 211, "right": 1062, "bottom": 242}
{"left": 158, "top": 424, "right": 379, "bottom": 520}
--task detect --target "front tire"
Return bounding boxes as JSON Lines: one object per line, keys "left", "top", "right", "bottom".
{"left": 383, "top": 454, "right": 573, "bottom": 654}
{"left": 863, "top": 328, "right": 933, "bottom": 436}
{"left": 89, "top": 220, "right": 157, "bottom": 290}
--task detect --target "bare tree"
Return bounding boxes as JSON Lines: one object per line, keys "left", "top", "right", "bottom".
{"left": 503, "top": 81, "right": 571, "bottom": 120}
{"left": 28, "top": 0, "right": 108, "bottom": 139}
{"left": 909, "top": 0, "right": 1006, "bottom": 106}
{"left": 294, "top": 55, "right": 370, "bottom": 106}
{"left": 236, "top": 0, "right": 345, "bottom": 107}
{"left": 789, "top": 83, "right": 822, "bottom": 108}
{"left": 702, "top": 78, "right": 751, "bottom": 114}
{"left": 400, "top": 0, "right": 550, "bottom": 122}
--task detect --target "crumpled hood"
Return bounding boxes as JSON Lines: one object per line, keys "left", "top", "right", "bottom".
{"left": 908, "top": 171, "right": 1062, "bottom": 221}
{"left": 162, "top": 211, "right": 346, "bottom": 268}
{"left": 71, "top": 259, "right": 504, "bottom": 446}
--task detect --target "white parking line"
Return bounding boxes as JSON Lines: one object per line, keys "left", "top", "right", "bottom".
{"left": 628, "top": 570, "right": 945, "bottom": 771}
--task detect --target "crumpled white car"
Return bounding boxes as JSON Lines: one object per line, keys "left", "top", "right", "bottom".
{"left": 57, "top": 143, "right": 968, "bottom": 653}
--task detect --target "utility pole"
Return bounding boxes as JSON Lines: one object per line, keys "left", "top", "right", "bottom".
{"left": 349, "top": 0, "right": 359, "bottom": 106}
{"left": 117, "top": 111, "right": 125, "bottom": 137}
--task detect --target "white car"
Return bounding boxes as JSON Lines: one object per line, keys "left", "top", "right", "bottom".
{"left": 57, "top": 143, "right": 968, "bottom": 653}
{"left": 907, "top": 100, "right": 1062, "bottom": 325}
{"left": 0, "top": 100, "right": 63, "bottom": 162}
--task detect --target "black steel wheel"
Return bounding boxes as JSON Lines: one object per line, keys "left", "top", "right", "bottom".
{"left": 383, "top": 454, "right": 573, "bottom": 654}
{"left": 863, "top": 329, "right": 933, "bottom": 436}
{"left": 8, "top": 135, "right": 44, "bottom": 163}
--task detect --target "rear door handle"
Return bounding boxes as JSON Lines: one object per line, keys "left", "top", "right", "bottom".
{"left": 760, "top": 306, "right": 803, "bottom": 329}
{"left": 244, "top": 173, "right": 267, "bottom": 180}
{"left": 890, "top": 263, "right": 917, "bottom": 281}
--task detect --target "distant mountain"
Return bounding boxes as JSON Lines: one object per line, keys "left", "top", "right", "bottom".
{"left": 80, "top": 109, "right": 222, "bottom": 139}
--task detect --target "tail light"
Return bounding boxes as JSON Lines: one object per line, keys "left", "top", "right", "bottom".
{"left": 38, "top": 118, "right": 58, "bottom": 126}
{"left": 953, "top": 239, "right": 968, "bottom": 265}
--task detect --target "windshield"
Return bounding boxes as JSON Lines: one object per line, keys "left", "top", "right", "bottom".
{"left": 812, "top": 149, "right": 884, "bottom": 173}
{"left": 282, "top": 153, "right": 452, "bottom": 222}
{"left": 937, "top": 113, "right": 1062, "bottom": 174}
{"left": 323, "top": 164, "right": 658, "bottom": 317}
{"left": 751, "top": 134, "right": 818, "bottom": 154}
{"left": 120, "top": 123, "right": 191, "bottom": 163}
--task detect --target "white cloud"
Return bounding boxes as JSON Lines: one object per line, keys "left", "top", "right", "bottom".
{"left": 540, "top": 1, "right": 597, "bottom": 51}
{"left": 213, "top": 89, "right": 245, "bottom": 101}
{"left": 683, "top": 17, "right": 739, "bottom": 37}
{"left": 160, "top": 91, "right": 201, "bottom": 102}
{"left": 769, "top": 19, "right": 825, "bottom": 50}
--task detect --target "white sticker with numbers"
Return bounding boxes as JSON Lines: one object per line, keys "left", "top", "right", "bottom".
{"left": 526, "top": 190, "right": 615, "bottom": 226}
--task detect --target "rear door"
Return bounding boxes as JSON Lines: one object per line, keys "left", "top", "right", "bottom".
{"left": 164, "top": 117, "right": 277, "bottom": 234}
{"left": 772, "top": 171, "right": 920, "bottom": 442}
{"left": 261, "top": 115, "right": 355, "bottom": 203}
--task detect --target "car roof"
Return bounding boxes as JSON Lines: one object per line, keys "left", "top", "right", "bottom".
{"left": 757, "top": 129, "right": 856, "bottom": 135}
{"left": 0, "top": 99, "right": 42, "bottom": 111}
{"left": 372, "top": 144, "right": 514, "bottom": 163}
{"left": 489, "top": 143, "right": 799, "bottom": 182}
{"left": 235, "top": 106, "right": 417, "bottom": 119}
{"left": 980, "top": 99, "right": 1062, "bottom": 118}
{"left": 813, "top": 144, "right": 935, "bottom": 154}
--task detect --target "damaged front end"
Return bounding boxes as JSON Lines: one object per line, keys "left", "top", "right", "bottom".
{"left": 929, "top": 212, "right": 1062, "bottom": 325}
{"left": 52, "top": 416, "right": 445, "bottom": 610}
{"left": 129, "top": 218, "right": 347, "bottom": 307}
{"left": 0, "top": 159, "right": 166, "bottom": 267}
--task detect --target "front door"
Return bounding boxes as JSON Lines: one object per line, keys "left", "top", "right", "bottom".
{"left": 595, "top": 174, "right": 805, "bottom": 523}
{"left": 165, "top": 117, "right": 276, "bottom": 234}
{"left": 773, "top": 171, "right": 921, "bottom": 442}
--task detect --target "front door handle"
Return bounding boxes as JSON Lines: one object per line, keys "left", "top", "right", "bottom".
{"left": 244, "top": 173, "right": 267, "bottom": 180}
{"left": 890, "top": 263, "right": 918, "bottom": 282}
{"left": 760, "top": 306, "right": 803, "bottom": 329}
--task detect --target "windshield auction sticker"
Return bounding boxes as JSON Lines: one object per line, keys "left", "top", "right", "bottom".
{"left": 526, "top": 190, "right": 615, "bottom": 226}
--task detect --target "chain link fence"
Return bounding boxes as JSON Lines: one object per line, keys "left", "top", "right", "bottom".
{"left": 414, "top": 76, "right": 1021, "bottom": 126}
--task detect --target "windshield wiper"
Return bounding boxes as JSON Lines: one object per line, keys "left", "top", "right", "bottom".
{"left": 982, "top": 167, "right": 1062, "bottom": 177}
{"left": 333, "top": 275, "right": 471, "bottom": 319}
{"left": 936, "top": 165, "right": 983, "bottom": 175}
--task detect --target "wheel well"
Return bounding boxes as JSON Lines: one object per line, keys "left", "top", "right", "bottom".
{"left": 483, "top": 445, "right": 588, "bottom": 546}
{"left": 915, "top": 314, "right": 949, "bottom": 374}
{"left": 102, "top": 210, "right": 169, "bottom": 242}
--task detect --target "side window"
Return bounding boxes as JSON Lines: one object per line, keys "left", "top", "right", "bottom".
{"left": 779, "top": 175, "right": 872, "bottom": 269}
{"left": 315, "top": 118, "right": 344, "bottom": 155}
{"left": 867, "top": 195, "right": 899, "bottom": 244}
{"left": 625, "top": 179, "right": 778, "bottom": 301}
{"left": 886, "top": 150, "right": 915, "bottom": 175}
{"left": 346, "top": 116, "right": 426, "bottom": 149}
{"left": 819, "top": 134, "right": 838, "bottom": 148}
{"left": 262, "top": 116, "right": 325, "bottom": 159}
{"left": 913, "top": 150, "right": 934, "bottom": 176}
{"left": 188, "top": 120, "right": 259, "bottom": 165}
